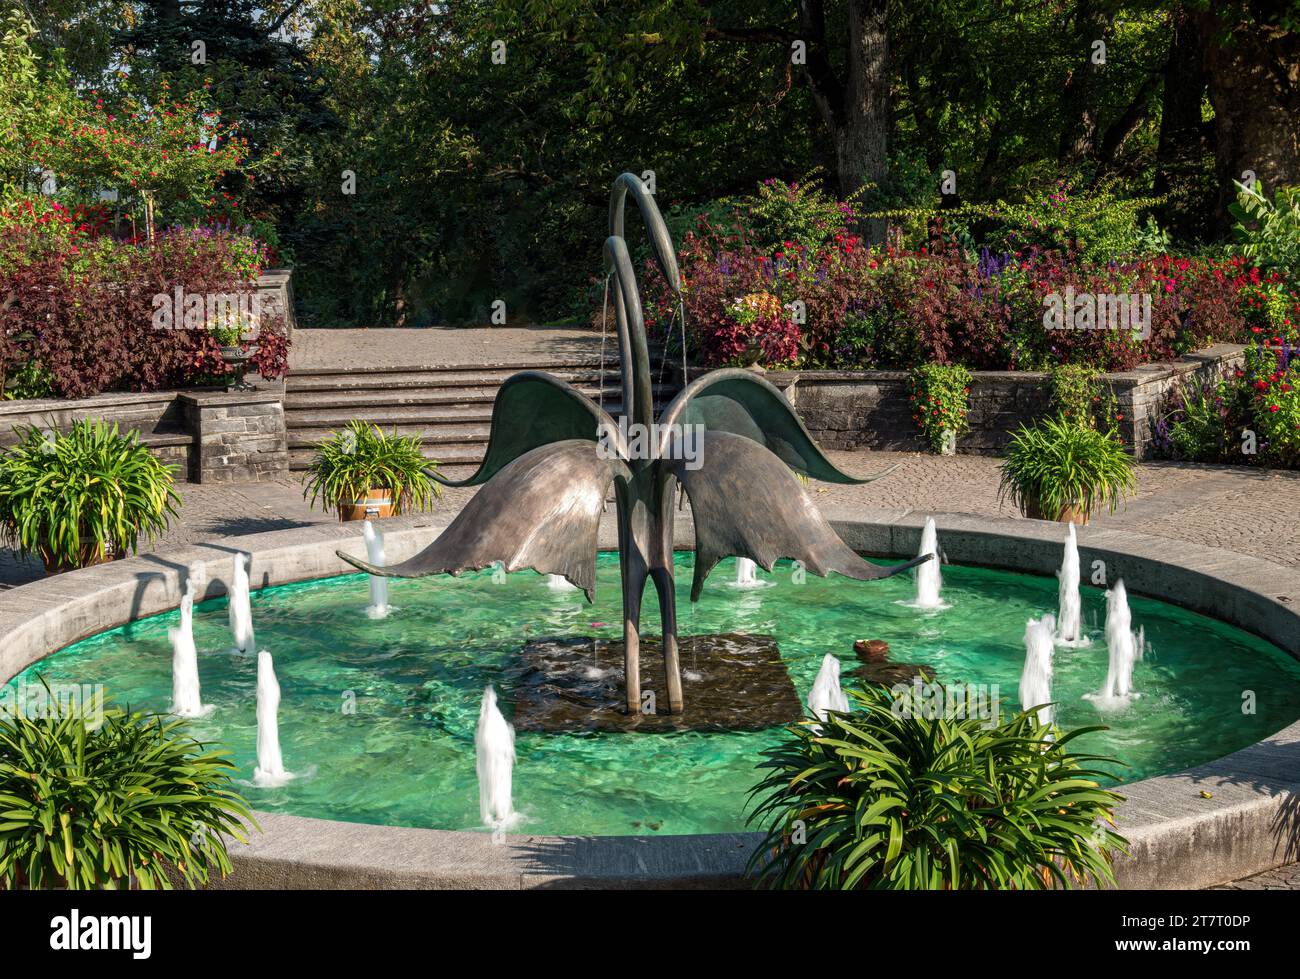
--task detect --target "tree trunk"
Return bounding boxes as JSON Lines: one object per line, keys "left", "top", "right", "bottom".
{"left": 1058, "top": 0, "right": 1113, "bottom": 167}
{"left": 796, "top": 0, "right": 891, "bottom": 243}
{"left": 837, "top": 0, "right": 890, "bottom": 242}
{"left": 1195, "top": 9, "right": 1300, "bottom": 231}
{"left": 1155, "top": 4, "right": 1212, "bottom": 238}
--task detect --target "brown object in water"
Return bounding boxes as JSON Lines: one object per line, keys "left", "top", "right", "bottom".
{"left": 853, "top": 638, "right": 891, "bottom": 662}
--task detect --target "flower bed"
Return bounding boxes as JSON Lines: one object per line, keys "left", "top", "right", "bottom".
{"left": 638, "top": 179, "right": 1296, "bottom": 377}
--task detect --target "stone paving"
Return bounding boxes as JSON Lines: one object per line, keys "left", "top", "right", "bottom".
{"left": 290, "top": 325, "right": 605, "bottom": 370}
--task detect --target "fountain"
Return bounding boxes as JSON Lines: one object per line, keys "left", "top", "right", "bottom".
{"left": 733, "top": 557, "right": 758, "bottom": 587}
{"left": 1087, "top": 579, "right": 1141, "bottom": 705}
{"left": 807, "top": 654, "right": 849, "bottom": 722}
{"left": 340, "top": 171, "right": 930, "bottom": 718}
{"left": 1055, "top": 523, "right": 1089, "bottom": 646}
{"left": 168, "top": 582, "right": 210, "bottom": 718}
{"left": 363, "top": 521, "right": 391, "bottom": 618}
{"left": 228, "top": 551, "right": 255, "bottom": 654}
{"left": 475, "top": 684, "right": 520, "bottom": 832}
{"left": 546, "top": 573, "right": 578, "bottom": 592}
{"left": 252, "top": 650, "right": 293, "bottom": 787}
{"left": 1019, "top": 614, "right": 1056, "bottom": 726}
{"left": 902, "top": 517, "right": 945, "bottom": 609}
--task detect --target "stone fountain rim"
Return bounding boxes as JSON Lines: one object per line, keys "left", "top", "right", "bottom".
{"left": 0, "top": 508, "right": 1297, "bottom": 890}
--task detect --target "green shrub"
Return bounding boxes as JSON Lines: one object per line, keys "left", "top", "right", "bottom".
{"left": 1166, "top": 382, "right": 1232, "bottom": 462}
{"left": 302, "top": 420, "right": 442, "bottom": 515}
{"left": 1230, "top": 182, "right": 1300, "bottom": 280}
{"left": 909, "top": 362, "right": 972, "bottom": 452}
{"left": 1048, "top": 363, "right": 1119, "bottom": 431}
{"left": 999, "top": 415, "right": 1136, "bottom": 521}
{"left": 747, "top": 684, "right": 1127, "bottom": 890}
{"left": 0, "top": 686, "right": 255, "bottom": 889}
{"left": 0, "top": 420, "right": 179, "bottom": 571}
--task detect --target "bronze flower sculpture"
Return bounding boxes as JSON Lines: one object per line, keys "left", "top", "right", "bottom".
{"left": 340, "top": 173, "right": 929, "bottom": 714}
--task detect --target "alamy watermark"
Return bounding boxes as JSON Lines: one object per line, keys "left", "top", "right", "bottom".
{"left": 151, "top": 285, "right": 264, "bottom": 339}
{"left": 1043, "top": 287, "right": 1152, "bottom": 340}
{"left": 596, "top": 418, "right": 704, "bottom": 470}
{"left": 889, "top": 679, "right": 1001, "bottom": 729}
{"left": 1, "top": 681, "right": 105, "bottom": 726}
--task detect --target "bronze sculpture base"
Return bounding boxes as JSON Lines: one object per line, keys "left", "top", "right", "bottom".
{"left": 509, "top": 633, "right": 802, "bottom": 733}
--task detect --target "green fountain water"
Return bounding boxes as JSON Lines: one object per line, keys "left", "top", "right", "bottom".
{"left": 8, "top": 552, "right": 1300, "bottom": 837}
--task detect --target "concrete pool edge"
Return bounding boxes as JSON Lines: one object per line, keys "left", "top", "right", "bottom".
{"left": 1, "top": 510, "right": 1297, "bottom": 889}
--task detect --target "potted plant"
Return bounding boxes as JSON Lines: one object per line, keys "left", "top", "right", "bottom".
{"left": 909, "top": 362, "right": 972, "bottom": 455}
{"left": 998, "top": 415, "right": 1136, "bottom": 524}
{"left": 211, "top": 314, "right": 255, "bottom": 391}
{"left": 302, "top": 420, "right": 442, "bottom": 521}
{"left": 0, "top": 684, "right": 255, "bottom": 889}
{"left": 0, "top": 420, "right": 180, "bottom": 574}
{"left": 746, "top": 683, "right": 1127, "bottom": 890}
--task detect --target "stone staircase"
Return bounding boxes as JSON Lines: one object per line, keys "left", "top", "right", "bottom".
{"left": 285, "top": 358, "right": 680, "bottom": 477}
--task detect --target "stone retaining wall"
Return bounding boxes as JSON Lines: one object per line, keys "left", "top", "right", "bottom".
{"left": 180, "top": 390, "right": 288, "bottom": 483}
{"left": 708, "top": 343, "right": 1245, "bottom": 460}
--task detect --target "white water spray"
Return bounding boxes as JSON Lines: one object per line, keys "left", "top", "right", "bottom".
{"left": 476, "top": 684, "right": 520, "bottom": 832}
{"left": 252, "top": 650, "right": 293, "bottom": 787}
{"left": 228, "top": 552, "right": 255, "bottom": 653}
{"left": 363, "top": 520, "right": 391, "bottom": 618}
{"left": 546, "top": 573, "right": 577, "bottom": 592}
{"left": 907, "top": 518, "right": 945, "bottom": 609}
{"left": 735, "top": 557, "right": 758, "bottom": 587}
{"left": 807, "top": 654, "right": 849, "bottom": 723}
{"left": 1087, "top": 579, "right": 1142, "bottom": 705}
{"left": 1055, "top": 523, "right": 1089, "bottom": 646}
{"left": 1019, "top": 614, "right": 1056, "bottom": 726}
{"left": 169, "top": 581, "right": 209, "bottom": 717}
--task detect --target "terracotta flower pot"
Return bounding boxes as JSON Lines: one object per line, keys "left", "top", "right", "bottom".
{"left": 39, "top": 536, "right": 118, "bottom": 575}
{"left": 337, "top": 488, "right": 395, "bottom": 522}
{"left": 1022, "top": 497, "right": 1088, "bottom": 525}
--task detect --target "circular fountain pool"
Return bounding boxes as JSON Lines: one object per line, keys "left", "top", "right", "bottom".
{"left": 9, "top": 552, "right": 1300, "bottom": 837}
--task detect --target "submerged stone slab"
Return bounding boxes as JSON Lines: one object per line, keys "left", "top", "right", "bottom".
{"left": 510, "top": 633, "right": 802, "bottom": 733}
{"left": 852, "top": 661, "right": 935, "bottom": 688}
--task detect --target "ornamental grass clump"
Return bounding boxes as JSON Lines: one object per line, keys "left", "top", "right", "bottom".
{"left": 746, "top": 683, "right": 1127, "bottom": 890}
{"left": 0, "top": 419, "right": 179, "bottom": 572}
{"left": 0, "top": 685, "right": 255, "bottom": 889}
{"left": 998, "top": 415, "right": 1136, "bottom": 522}
{"left": 302, "top": 420, "right": 442, "bottom": 515}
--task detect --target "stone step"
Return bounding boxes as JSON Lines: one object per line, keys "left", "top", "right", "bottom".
{"left": 283, "top": 373, "right": 624, "bottom": 405}
{"left": 288, "top": 442, "right": 487, "bottom": 470}
{"left": 287, "top": 350, "right": 666, "bottom": 379}
{"left": 284, "top": 389, "right": 674, "bottom": 430}
{"left": 285, "top": 367, "right": 626, "bottom": 394}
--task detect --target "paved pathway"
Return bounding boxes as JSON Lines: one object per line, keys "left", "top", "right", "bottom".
{"left": 5, "top": 449, "right": 1297, "bottom": 587}
{"left": 290, "top": 326, "right": 606, "bottom": 370}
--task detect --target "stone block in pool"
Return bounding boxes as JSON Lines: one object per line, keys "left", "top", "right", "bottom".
{"left": 509, "top": 633, "right": 803, "bottom": 733}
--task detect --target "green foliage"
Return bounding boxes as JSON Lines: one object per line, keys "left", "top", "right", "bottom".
{"left": 0, "top": 685, "right": 254, "bottom": 889}
{"left": 302, "top": 420, "right": 442, "bottom": 515}
{"left": 1049, "top": 363, "right": 1118, "bottom": 431}
{"left": 2, "top": 359, "right": 56, "bottom": 400}
{"left": 747, "top": 684, "right": 1127, "bottom": 890}
{"left": 736, "top": 174, "right": 853, "bottom": 255}
{"left": 1230, "top": 182, "right": 1300, "bottom": 281}
{"left": 1167, "top": 382, "right": 1232, "bottom": 462}
{"left": 909, "top": 363, "right": 972, "bottom": 452}
{"left": 999, "top": 415, "right": 1136, "bottom": 521}
{"left": 972, "top": 182, "right": 1164, "bottom": 264}
{"left": 0, "top": 420, "right": 179, "bottom": 571}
